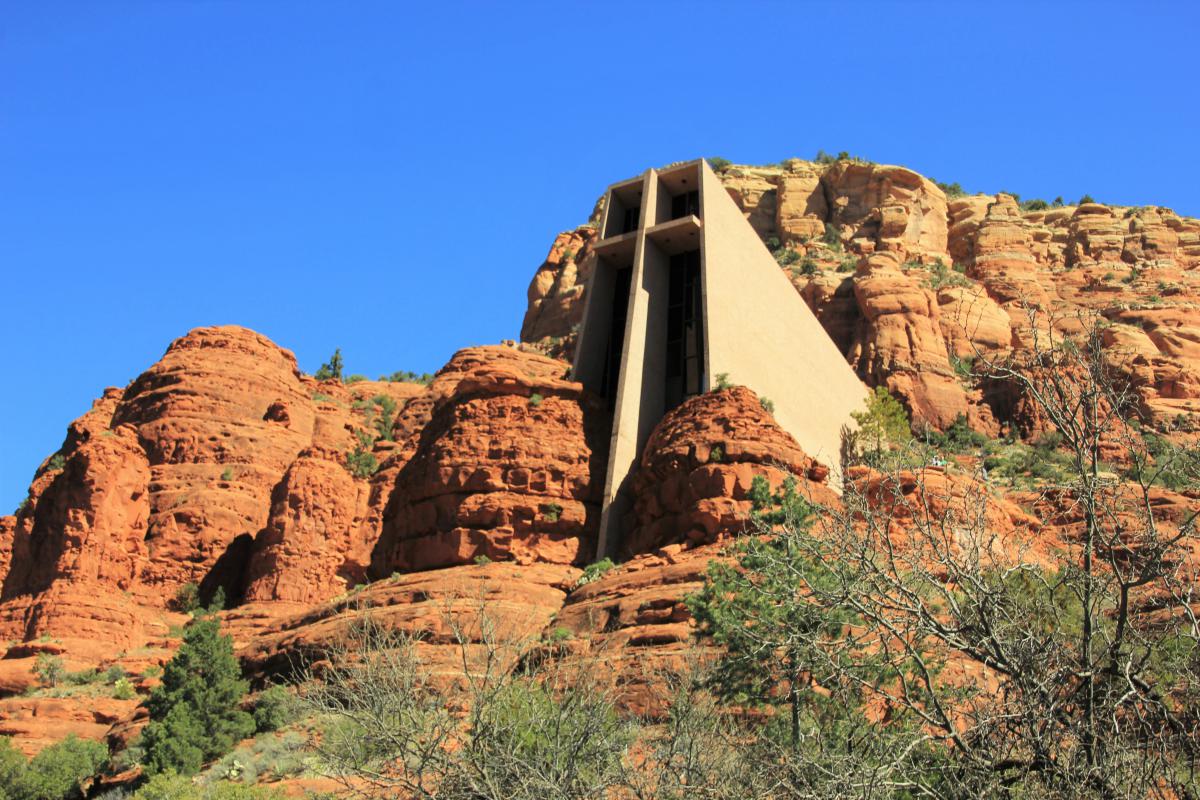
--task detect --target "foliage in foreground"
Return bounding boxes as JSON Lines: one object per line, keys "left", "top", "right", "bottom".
{"left": 0, "top": 735, "right": 108, "bottom": 800}
{"left": 140, "top": 613, "right": 253, "bottom": 776}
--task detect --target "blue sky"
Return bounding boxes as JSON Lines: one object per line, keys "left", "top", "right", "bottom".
{"left": 2, "top": 1, "right": 1197, "bottom": 510}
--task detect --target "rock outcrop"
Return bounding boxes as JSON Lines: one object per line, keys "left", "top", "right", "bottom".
{"left": 371, "top": 347, "right": 606, "bottom": 575}
{"left": 624, "top": 386, "right": 837, "bottom": 557}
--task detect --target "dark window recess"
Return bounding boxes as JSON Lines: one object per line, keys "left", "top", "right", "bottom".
{"left": 601, "top": 266, "right": 633, "bottom": 408}
{"left": 670, "top": 190, "right": 699, "bottom": 220}
{"left": 621, "top": 205, "right": 641, "bottom": 234}
{"left": 664, "top": 250, "right": 704, "bottom": 410}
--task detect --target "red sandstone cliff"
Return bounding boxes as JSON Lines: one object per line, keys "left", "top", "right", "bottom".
{"left": 522, "top": 158, "right": 1200, "bottom": 435}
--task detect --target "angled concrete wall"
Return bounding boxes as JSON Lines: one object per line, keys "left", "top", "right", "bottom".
{"left": 698, "top": 160, "right": 868, "bottom": 473}
{"left": 576, "top": 159, "right": 868, "bottom": 559}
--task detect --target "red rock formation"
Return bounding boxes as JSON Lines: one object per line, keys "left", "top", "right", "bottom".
{"left": 521, "top": 227, "right": 597, "bottom": 358}
{"left": 238, "top": 561, "right": 579, "bottom": 686}
{"left": 371, "top": 346, "right": 605, "bottom": 575}
{"left": 850, "top": 252, "right": 971, "bottom": 429}
{"left": 522, "top": 158, "right": 1200, "bottom": 438}
{"left": 109, "top": 326, "right": 316, "bottom": 597}
{"left": 240, "top": 447, "right": 372, "bottom": 605}
{"left": 553, "top": 543, "right": 721, "bottom": 716}
{"left": 624, "top": 386, "right": 838, "bottom": 557}
{"left": 0, "top": 426, "right": 151, "bottom": 655}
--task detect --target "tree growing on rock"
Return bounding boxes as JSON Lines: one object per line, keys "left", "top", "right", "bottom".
{"left": 140, "top": 612, "right": 253, "bottom": 776}
{"left": 313, "top": 348, "right": 344, "bottom": 382}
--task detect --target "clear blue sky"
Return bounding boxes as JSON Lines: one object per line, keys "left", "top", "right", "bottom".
{"left": 2, "top": 1, "right": 1197, "bottom": 511}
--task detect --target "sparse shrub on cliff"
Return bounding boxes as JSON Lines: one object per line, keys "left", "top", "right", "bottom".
{"left": 112, "top": 678, "right": 135, "bottom": 701}
{"left": 345, "top": 430, "right": 378, "bottom": 479}
{"left": 706, "top": 156, "right": 731, "bottom": 171}
{"left": 473, "top": 554, "right": 492, "bottom": 565}
{"left": 357, "top": 394, "right": 398, "bottom": 442}
{"left": 313, "top": 348, "right": 344, "bottom": 382}
{"left": 759, "top": 396, "right": 775, "bottom": 414}
{"left": 45, "top": 453, "right": 66, "bottom": 473}
{"left": 576, "top": 557, "right": 615, "bottom": 587}
{"left": 381, "top": 370, "right": 433, "bottom": 385}
{"left": 708, "top": 445, "right": 724, "bottom": 463}
{"left": 140, "top": 612, "right": 253, "bottom": 776}
{"left": 920, "top": 257, "right": 971, "bottom": 290}
{"left": 219, "top": 467, "right": 233, "bottom": 482}
{"left": 1020, "top": 198, "right": 1049, "bottom": 211}
{"left": 344, "top": 374, "right": 368, "bottom": 384}
{"left": 798, "top": 257, "right": 819, "bottom": 276}
{"left": 528, "top": 393, "right": 544, "bottom": 407}
{"left": 821, "top": 222, "right": 842, "bottom": 251}
{"left": 837, "top": 255, "right": 856, "bottom": 273}
{"left": 935, "top": 180, "right": 965, "bottom": 198}
{"left": 173, "top": 582, "right": 201, "bottom": 613}
{"left": 714, "top": 373, "right": 733, "bottom": 390}
{"left": 774, "top": 247, "right": 800, "bottom": 267}
{"left": 539, "top": 502, "right": 562, "bottom": 522}
{"left": 1078, "top": 193, "right": 1096, "bottom": 205}
{"left": 926, "top": 413, "right": 992, "bottom": 454}
{"left": 33, "top": 654, "right": 65, "bottom": 689}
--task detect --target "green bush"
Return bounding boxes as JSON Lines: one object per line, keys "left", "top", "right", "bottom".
{"left": 345, "top": 430, "right": 379, "bottom": 479}
{"left": 706, "top": 156, "right": 732, "bottom": 171}
{"left": 936, "top": 180, "right": 965, "bottom": 198}
{"left": 822, "top": 223, "right": 843, "bottom": 250}
{"left": 219, "top": 467, "right": 234, "bottom": 481}
{"left": 927, "top": 414, "right": 992, "bottom": 454}
{"left": 112, "top": 678, "right": 136, "bottom": 701}
{"left": 33, "top": 654, "right": 64, "bottom": 689}
{"left": 0, "top": 737, "right": 27, "bottom": 800}
{"left": 714, "top": 373, "right": 733, "bottom": 390}
{"left": 539, "top": 502, "right": 562, "bottom": 523}
{"left": 1078, "top": 194, "right": 1096, "bottom": 205}
{"left": 575, "top": 558, "right": 615, "bottom": 588}
{"left": 46, "top": 454, "right": 66, "bottom": 473}
{"left": 381, "top": 370, "right": 433, "bottom": 385}
{"left": 140, "top": 614, "right": 253, "bottom": 776}
{"left": 252, "top": 685, "right": 296, "bottom": 734}
{"left": 759, "top": 396, "right": 775, "bottom": 414}
{"left": 1, "top": 734, "right": 108, "bottom": 800}
{"left": 528, "top": 393, "right": 544, "bottom": 407}
{"left": 130, "top": 771, "right": 285, "bottom": 800}
{"left": 1020, "top": 198, "right": 1049, "bottom": 211}
{"left": 174, "top": 582, "right": 201, "bottom": 613}
{"left": 774, "top": 247, "right": 800, "bottom": 267}
{"left": 344, "top": 374, "right": 368, "bottom": 384}
{"left": 473, "top": 554, "right": 492, "bottom": 565}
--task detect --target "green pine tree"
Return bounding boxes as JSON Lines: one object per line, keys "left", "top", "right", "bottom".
{"left": 313, "top": 348, "right": 344, "bottom": 382}
{"left": 850, "top": 385, "right": 911, "bottom": 462}
{"left": 140, "top": 614, "right": 253, "bottom": 775}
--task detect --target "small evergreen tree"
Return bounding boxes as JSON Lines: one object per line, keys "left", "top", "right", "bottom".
{"left": 313, "top": 348, "right": 344, "bottom": 382}
{"left": 140, "top": 613, "right": 253, "bottom": 775}
{"left": 849, "top": 385, "right": 911, "bottom": 462}
{"left": 686, "top": 478, "right": 871, "bottom": 751}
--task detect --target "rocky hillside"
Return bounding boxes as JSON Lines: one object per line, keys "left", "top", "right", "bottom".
{"left": 523, "top": 157, "right": 1200, "bottom": 437}
{"left": 1, "top": 155, "right": 1198, "bottom": 793}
